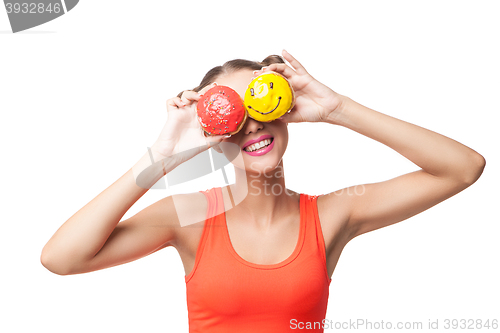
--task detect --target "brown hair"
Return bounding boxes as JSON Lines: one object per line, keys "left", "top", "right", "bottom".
{"left": 177, "top": 55, "right": 285, "bottom": 98}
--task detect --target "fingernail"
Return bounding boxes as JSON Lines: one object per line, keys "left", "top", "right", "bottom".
{"left": 262, "top": 66, "right": 268, "bottom": 71}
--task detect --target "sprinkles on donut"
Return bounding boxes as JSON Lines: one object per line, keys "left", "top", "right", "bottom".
{"left": 197, "top": 85, "right": 247, "bottom": 136}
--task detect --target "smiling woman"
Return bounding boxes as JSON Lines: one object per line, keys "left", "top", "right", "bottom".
{"left": 40, "top": 50, "right": 485, "bottom": 333}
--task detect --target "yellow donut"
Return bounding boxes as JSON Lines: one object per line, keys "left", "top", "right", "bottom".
{"left": 244, "top": 72, "right": 295, "bottom": 122}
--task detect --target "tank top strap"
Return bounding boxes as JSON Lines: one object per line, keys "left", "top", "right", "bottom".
{"left": 201, "top": 187, "right": 225, "bottom": 220}
{"left": 184, "top": 187, "right": 225, "bottom": 284}
{"left": 301, "top": 193, "right": 331, "bottom": 284}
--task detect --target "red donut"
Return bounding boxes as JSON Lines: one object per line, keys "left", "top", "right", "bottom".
{"left": 197, "top": 85, "right": 247, "bottom": 136}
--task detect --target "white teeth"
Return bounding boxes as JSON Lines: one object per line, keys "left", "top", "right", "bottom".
{"left": 244, "top": 139, "right": 272, "bottom": 152}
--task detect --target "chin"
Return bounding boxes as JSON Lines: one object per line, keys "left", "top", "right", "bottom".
{"left": 244, "top": 153, "right": 284, "bottom": 176}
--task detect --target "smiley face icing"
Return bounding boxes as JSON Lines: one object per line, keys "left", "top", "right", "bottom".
{"left": 244, "top": 72, "right": 295, "bottom": 122}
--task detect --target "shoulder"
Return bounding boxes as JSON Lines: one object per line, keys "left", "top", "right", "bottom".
{"left": 169, "top": 190, "right": 209, "bottom": 227}
{"left": 315, "top": 191, "right": 354, "bottom": 248}
{"left": 167, "top": 189, "right": 210, "bottom": 247}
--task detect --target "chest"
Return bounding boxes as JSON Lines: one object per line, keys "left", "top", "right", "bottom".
{"left": 186, "top": 216, "right": 328, "bottom": 318}
{"left": 224, "top": 213, "right": 301, "bottom": 265}
{"left": 188, "top": 256, "right": 329, "bottom": 317}
{"left": 175, "top": 197, "right": 345, "bottom": 280}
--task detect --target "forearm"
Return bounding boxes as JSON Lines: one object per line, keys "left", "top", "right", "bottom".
{"left": 327, "top": 96, "right": 485, "bottom": 183}
{"left": 41, "top": 149, "right": 173, "bottom": 274}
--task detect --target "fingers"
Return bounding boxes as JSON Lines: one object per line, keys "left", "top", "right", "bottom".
{"left": 180, "top": 90, "right": 202, "bottom": 105}
{"left": 202, "top": 128, "right": 231, "bottom": 141}
{"left": 178, "top": 82, "right": 218, "bottom": 105}
{"left": 260, "top": 63, "right": 297, "bottom": 80}
{"left": 167, "top": 81, "right": 219, "bottom": 114}
{"left": 205, "top": 132, "right": 231, "bottom": 141}
{"left": 198, "top": 82, "right": 218, "bottom": 96}
{"left": 282, "top": 49, "right": 308, "bottom": 75}
{"left": 254, "top": 50, "right": 308, "bottom": 79}
{"left": 166, "top": 97, "right": 186, "bottom": 109}
{"left": 205, "top": 134, "right": 231, "bottom": 150}
{"left": 210, "top": 134, "right": 231, "bottom": 142}
{"left": 277, "top": 109, "right": 301, "bottom": 123}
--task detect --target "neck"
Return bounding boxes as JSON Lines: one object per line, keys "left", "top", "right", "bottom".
{"left": 223, "top": 159, "right": 298, "bottom": 229}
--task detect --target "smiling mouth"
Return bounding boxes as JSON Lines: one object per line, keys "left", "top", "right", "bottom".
{"left": 247, "top": 96, "right": 281, "bottom": 115}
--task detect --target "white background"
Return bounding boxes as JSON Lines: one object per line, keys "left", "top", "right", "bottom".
{"left": 1, "top": 1, "right": 498, "bottom": 332}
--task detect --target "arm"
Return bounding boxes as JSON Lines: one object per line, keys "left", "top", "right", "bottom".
{"left": 41, "top": 89, "right": 226, "bottom": 275}
{"left": 40, "top": 150, "right": 177, "bottom": 275}
{"left": 325, "top": 97, "right": 485, "bottom": 240}
{"left": 261, "top": 50, "right": 485, "bottom": 242}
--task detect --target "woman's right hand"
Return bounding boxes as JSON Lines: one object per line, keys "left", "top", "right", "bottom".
{"left": 151, "top": 83, "right": 229, "bottom": 164}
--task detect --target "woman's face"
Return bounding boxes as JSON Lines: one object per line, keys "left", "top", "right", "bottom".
{"left": 213, "top": 69, "right": 289, "bottom": 176}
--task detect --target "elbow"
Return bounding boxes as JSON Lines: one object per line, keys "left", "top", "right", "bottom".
{"left": 461, "top": 152, "right": 486, "bottom": 186}
{"left": 40, "top": 248, "right": 74, "bottom": 276}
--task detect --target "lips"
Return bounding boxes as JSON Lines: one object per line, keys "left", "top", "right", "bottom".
{"left": 242, "top": 134, "right": 274, "bottom": 150}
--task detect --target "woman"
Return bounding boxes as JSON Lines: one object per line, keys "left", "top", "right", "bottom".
{"left": 40, "top": 50, "right": 485, "bottom": 332}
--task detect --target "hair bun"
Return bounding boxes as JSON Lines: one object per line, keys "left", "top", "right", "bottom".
{"left": 260, "top": 55, "right": 285, "bottom": 67}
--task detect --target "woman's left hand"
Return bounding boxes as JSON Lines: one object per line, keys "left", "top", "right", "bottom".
{"left": 257, "top": 50, "right": 345, "bottom": 124}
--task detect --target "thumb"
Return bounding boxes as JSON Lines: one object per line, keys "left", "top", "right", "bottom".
{"left": 198, "top": 82, "right": 219, "bottom": 96}
{"left": 205, "top": 134, "right": 231, "bottom": 149}
{"left": 277, "top": 111, "right": 300, "bottom": 123}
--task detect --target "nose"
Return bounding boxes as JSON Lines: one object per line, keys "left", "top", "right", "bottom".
{"left": 243, "top": 117, "right": 264, "bottom": 135}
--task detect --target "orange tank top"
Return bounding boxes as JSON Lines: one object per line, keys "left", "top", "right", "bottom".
{"left": 185, "top": 187, "right": 332, "bottom": 332}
